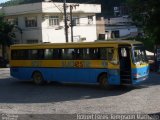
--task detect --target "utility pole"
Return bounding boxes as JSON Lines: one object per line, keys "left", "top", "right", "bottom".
{"left": 69, "top": 4, "right": 79, "bottom": 43}
{"left": 63, "top": 0, "right": 68, "bottom": 43}
{"left": 70, "top": 5, "right": 73, "bottom": 42}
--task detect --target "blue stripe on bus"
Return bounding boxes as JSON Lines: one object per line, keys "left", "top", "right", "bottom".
{"left": 132, "top": 66, "right": 149, "bottom": 84}
{"left": 10, "top": 67, "right": 120, "bottom": 85}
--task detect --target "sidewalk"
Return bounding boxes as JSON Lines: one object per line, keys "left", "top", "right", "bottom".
{"left": 0, "top": 68, "right": 10, "bottom": 78}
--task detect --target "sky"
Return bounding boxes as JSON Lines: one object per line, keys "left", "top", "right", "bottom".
{"left": 0, "top": 0, "right": 10, "bottom": 4}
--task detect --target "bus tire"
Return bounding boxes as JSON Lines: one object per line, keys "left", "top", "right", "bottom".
{"left": 98, "top": 73, "right": 108, "bottom": 88}
{"left": 32, "top": 71, "right": 45, "bottom": 85}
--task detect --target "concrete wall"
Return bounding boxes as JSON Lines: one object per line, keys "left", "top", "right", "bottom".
{"left": 119, "top": 27, "right": 138, "bottom": 37}
{"left": 105, "top": 26, "right": 138, "bottom": 39}
{"left": 105, "top": 16, "right": 132, "bottom": 25}
{"left": 2, "top": 3, "right": 43, "bottom": 16}
{"left": 3, "top": 2, "right": 101, "bottom": 16}
{"left": 41, "top": 13, "right": 97, "bottom": 43}
{"left": 9, "top": 14, "right": 43, "bottom": 43}
{"left": 105, "top": 16, "right": 138, "bottom": 39}
{"left": 5, "top": 13, "right": 98, "bottom": 43}
{"left": 42, "top": 2, "right": 101, "bottom": 13}
{"left": 96, "top": 17, "right": 105, "bottom": 39}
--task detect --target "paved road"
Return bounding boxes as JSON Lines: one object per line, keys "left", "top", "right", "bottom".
{"left": 0, "top": 68, "right": 160, "bottom": 119}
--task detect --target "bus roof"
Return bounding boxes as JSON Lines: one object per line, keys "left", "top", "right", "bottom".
{"left": 11, "top": 40, "right": 142, "bottom": 49}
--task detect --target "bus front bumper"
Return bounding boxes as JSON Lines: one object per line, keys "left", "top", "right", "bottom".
{"left": 132, "top": 75, "right": 149, "bottom": 84}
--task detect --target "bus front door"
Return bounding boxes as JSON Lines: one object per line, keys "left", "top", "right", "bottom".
{"left": 118, "top": 46, "right": 132, "bottom": 84}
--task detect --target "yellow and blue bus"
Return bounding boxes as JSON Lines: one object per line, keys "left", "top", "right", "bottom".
{"left": 10, "top": 40, "right": 149, "bottom": 86}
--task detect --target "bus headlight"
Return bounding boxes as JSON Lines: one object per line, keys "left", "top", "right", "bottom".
{"left": 133, "top": 74, "right": 141, "bottom": 78}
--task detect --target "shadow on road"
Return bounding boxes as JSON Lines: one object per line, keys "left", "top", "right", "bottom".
{"left": 0, "top": 72, "right": 159, "bottom": 104}
{"left": 0, "top": 78, "right": 142, "bottom": 104}
{"left": 142, "top": 73, "right": 160, "bottom": 86}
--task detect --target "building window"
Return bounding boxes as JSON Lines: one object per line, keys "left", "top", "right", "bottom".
{"left": 25, "top": 16, "right": 37, "bottom": 27}
{"left": 72, "top": 16, "right": 80, "bottom": 26}
{"left": 7, "top": 18, "right": 18, "bottom": 25}
{"left": 11, "top": 50, "right": 27, "bottom": 60}
{"left": 111, "top": 30, "right": 120, "bottom": 38}
{"left": 88, "top": 16, "right": 93, "bottom": 24}
{"left": 27, "top": 40, "right": 38, "bottom": 44}
{"left": 49, "top": 16, "right": 59, "bottom": 26}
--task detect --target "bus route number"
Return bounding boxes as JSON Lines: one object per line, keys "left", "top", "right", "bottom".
{"left": 74, "top": 61, "right": 84, "bottom": 68}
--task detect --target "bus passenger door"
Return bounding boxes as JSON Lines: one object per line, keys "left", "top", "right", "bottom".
{"left": 118, "top": 46, "right": 132, "bottom": 84}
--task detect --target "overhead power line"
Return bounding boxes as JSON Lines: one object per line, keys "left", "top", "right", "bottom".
{"left": 52, "top": 1, "right": 64, "bottom": 14}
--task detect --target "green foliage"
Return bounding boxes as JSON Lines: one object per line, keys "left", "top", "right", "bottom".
{"left": 0, "top": 14, "right": 14, "bottom": 45}
{"left": 0, "top": 0, "right": 24, "bottom": 6}
{"left": 127, "top": 0, "right": 160, "bottom": 50}
{"left": 135, "top": 36, "right": 154, "bottom": 51}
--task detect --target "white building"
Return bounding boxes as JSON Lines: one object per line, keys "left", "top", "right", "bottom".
{"left": 1, "top": 2, "right": 101, "bottom": 44}
{"left": 105, "top": 16, "right": 138, "bottom": 40}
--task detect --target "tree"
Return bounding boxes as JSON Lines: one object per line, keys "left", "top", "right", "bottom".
{"left": 127, "top": 0, "right": 160, "bottom": 51}
{"left": 0, "top": 14, "right": 14, "bottom": 58}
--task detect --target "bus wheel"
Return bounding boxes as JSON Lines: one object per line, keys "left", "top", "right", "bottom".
{"left": 32, "top": 71, "right": 45, "bottom": 85}
{"left": 98, "top": 74, "right": 108, "bottom": 88}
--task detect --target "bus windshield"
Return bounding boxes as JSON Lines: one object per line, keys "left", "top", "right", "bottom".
{"left": 133, "top": 46, "right": 148, "bottom": 64}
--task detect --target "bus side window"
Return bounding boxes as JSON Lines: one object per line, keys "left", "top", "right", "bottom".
{"left": 100, "top": 48, "right": 108, "bottom": 60}
{"left": 61, "top": 49, "right": 66, "bottom": 59}
{"left": 11, "top": 50, "right": 17, "bottom": 60}
{"left": 28, "top": 49, "right": 42, "bottom": 60}
{"left": 53, "top": 49, "right": 62, "bottom": 59}
{"left": 61, "top": 49, "right": 74, "bottom": 60}
{"left": 29, "top": 50, "right": 38, "bottom": 60}
{"left": 28, "top": 49, "right": 44, "bottom": 60}
{"left": 72, "top": 49, "right": 78, "bottom": 59}
{"left": 108, "top": 48, "right": 114, "bottom": 61}
{"left": 68, "top": 49, "right": 75, "bottom": 59}
{"left": 80, "top": 49, "right": 84, "bottom": 59}
{"left": 44, "top": 49, "right": 53, "bottom": 60}
{"left": 12, "top": 50, "right": 19, "bottom": 60}
{"left": 74, "top": 48, "right": 83, "bottom": 60}
{"left": 83, "top": 49, "right": 90, "bottom": 59}
{"left": 89, "top": 48, "right": 98, "bottom": 59}
{"left": 11, "top": 50, "right": 28, "bottom": 60}
{"left": 37, "top": 49, "right": 44, "bottom": 60}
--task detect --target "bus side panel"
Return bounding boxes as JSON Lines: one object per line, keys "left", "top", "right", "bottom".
{"left": 10, "top": 67, "right": 121, "bottom": 85}
{"left": 108, "top": 69, "right": 120, "bottom": 85}
{"left": 10, "top": 68, "right": 33, "bottom": 80}
{"left": 10, "top": 67, "right": 106, "bottom": 83}
{"left": 131, "top": 65, "right": 149, "bottom": 84}
{"left": 45, "top": 68, "right": 120, "bottom": 85}
{"left": 49, "top": 68, "right": 91, "bottom": 83}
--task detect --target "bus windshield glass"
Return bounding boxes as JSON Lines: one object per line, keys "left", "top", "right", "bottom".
{"left": 133, "top": 45, "right": 148, "bottom": 64}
